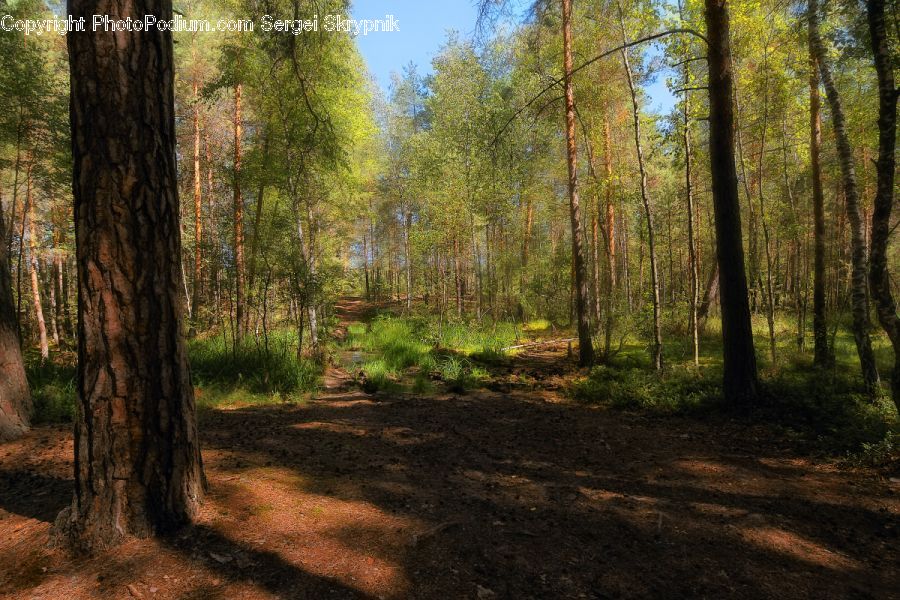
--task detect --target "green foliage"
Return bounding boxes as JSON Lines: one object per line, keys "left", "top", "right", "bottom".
{"left": 27, "top": 358, "right": 76, "bottom": 424}
{"left": 435, "top": 355, "right": 490, "bottom": 393}
{"left": 26, "top": 333, "right": 323, "bottom": 422}
{"left": 347, "top": 314, "right": 507, "bottom": 392}
{"left": 572, "top": 364, "right": 720, "bottom": 413}
{"left": 188, "top": 332, "right": 321, "bottom": 402}
{"left": 759, "top": 366, "right": 897, "bottom": 457}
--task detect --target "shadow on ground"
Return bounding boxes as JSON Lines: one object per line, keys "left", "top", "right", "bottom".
{"left": 0, "top": 340, "right": 897, "bottom": 598}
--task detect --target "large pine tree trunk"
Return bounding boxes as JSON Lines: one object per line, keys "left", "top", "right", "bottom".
{"left": 704, "top": 0, "right": 758, "bottom": 404}
{"left": 866, "top": 0, "right": 899, "bottom": 408}
{"left": 52, "top": 0, "right": 205, "bottom": 551}
{"left": 808, "top": 50, "right": 829, "bottom": 367}
{"left": 0, "top": 199, "right": 31, "bottom": 442}
{"left": 809, "top": 0, "right": 880, "bottom": 396}
{"left": 561, "top": 0, "right": 594, "bottom": 367}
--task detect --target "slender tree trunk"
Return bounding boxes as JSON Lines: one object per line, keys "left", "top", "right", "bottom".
{"left": 60, "top": 255, "right": 73, "bottom": 338}
{"left": 809, "top": 0, "right": 880, "bottom": 396}
{"left": 519, "top": 197, "right": 534, "bottom": 320}
{"left": 52, "top": 0, "right": 205, "bottom": 552}
{"left": 233, "top": 83, "right": 245, "bottom": 341}
{"left": 592, "top": 214, "right": 602, "bottom": 326}
{"left": 618, "top": 4, "right": 662, "bottom": 370}
{"left": 405, "top": 208, "right": 413, "bottom": 312}
{"left": 808, "top": 49, "right": 829, "bottom": 366}
{"left": 704, "top": 0, "right": 759, "bottom": 404}
{"left": 51, "top": 216, "right": 68, "bottom": 343}
{"left": 683, "top": 83, "right": 700, "bottom": 367}
{"left": 46, "top": 258, "right": 60, "bottom": 346}
{"left": 246, "top": 136, "right": 269, "bottom": 318}
{"left": 866, "top": 0, "right": 899, "bottom": 408}
{"left": 603, "top": 115, "right": 616, "bottom": 357}
{"left": 363, "top": 233, "right": 371, "bottom": 301}
{"left": 16, "top": 160, "right": 31, "bottom": 339}
{"left": 5, "top": 114, "right": 24, "bottom": 258}
{"left": 0, "top": 195, "right": 31, "bottom": 442}
{"left": 292, "top": 191, "right": 319, "bottom": 350}
{"left": 562, "top": 0, "right": 594, "bottom": 367}
{"left": 780, "top": 115, "right": 804, "bottom": 352}
{"left": 755, "top": 52, "right": 777, "bottom": 364}
{"left": 192, "top": 80, "right": 203, "bottom": 318}
{"left": 54, "top": 253, "right": 67, "bottom": 341}
{"left": 25, "top": 170, "right": 48, "bottom": 362}
{"left": 454, "top": 236, "right": 463, "bottom": 318}
{"left": 204, "top": 130, "right": 220, "bottom": 327}
{"left": 733, "top": 60, "right": 758, "bottom": 312}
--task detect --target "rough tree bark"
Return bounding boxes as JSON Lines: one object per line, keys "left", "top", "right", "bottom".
{"left": 0, "top": 199, "right": 31, "bottom": 442}
{"left": 866, "top": 0, "right": 899, "bottom": 408}
{"left": 704, "top": 0, "right": 759, "bottom": 404}
{"left": 809, "top": 0, "right": 880, "bottom": 396}
{"left": 52, "top": 0, "right": 205, "bottom": 552}
{"left": 562, "top": 0, "right": 595, "bottom": 367}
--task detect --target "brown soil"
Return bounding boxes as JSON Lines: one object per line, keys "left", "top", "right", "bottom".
{"left": 1, "top": 299, "right": 898, "bottom": 599}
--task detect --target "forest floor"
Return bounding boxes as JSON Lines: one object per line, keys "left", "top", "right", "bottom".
{"left": 1, "top": 298, "right": 899, "bottom": 599}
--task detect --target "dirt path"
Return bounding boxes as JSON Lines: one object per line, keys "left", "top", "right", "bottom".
{"left": 1, "top": 299, "right": 898, "bottom": 599}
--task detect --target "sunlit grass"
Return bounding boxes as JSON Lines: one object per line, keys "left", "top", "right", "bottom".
{"left": 189, "top": 331, "right": 321, "bottom": 400}
{"left": 523, "top": 318, "right": 552, "bottom": 332}
{"left": 576, "top": 311, "right": 898, "bottom": 459}
{"left": 346, "top": 314, "right": 512, "bottom": 392}
{"left": 26, "top": 330, "right": 321, "bottom": 422}
{"left": 26, "top": 352, "right": 76, "bottom": 424}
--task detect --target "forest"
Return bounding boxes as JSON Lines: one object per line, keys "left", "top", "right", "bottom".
{"left": 0, "top": 0, "right": 898, "bottom": 597}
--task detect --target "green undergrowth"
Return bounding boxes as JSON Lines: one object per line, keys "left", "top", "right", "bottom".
{"left": 189, "top": 332, "right": 321, "bottom": 408}
{"left": 571, "top": 364, "right": 722, "bottom": 414}
{"left": 572, "top": 356, "right": 898, "bottom": 462}
{"left": 26, "top": 353, "right": 76, "bottom": 424}
{"left": 348, "top": 315, "right": 504, "bottom": 393}
{"left": 26, "top": 331, "right": 322, "bottom": 421}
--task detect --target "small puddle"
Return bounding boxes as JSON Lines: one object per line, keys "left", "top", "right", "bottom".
{"left": 340, "top": 350, "right": 374, "bottom": 367}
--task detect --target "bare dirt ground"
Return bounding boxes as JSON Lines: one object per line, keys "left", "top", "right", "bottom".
{"left": 1, "top": 299, "right": 898, "bottom": 599}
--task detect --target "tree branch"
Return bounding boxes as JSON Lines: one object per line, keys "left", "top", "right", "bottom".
{"left": 490, "top": 28, "right": 709, "bottom": 146}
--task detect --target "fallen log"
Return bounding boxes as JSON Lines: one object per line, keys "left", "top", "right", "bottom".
{"left": 501, "top": 338, "right": 576, "bottom": 352}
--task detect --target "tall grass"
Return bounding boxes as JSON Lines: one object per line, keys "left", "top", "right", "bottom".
{"left": 25, "top": 330, "right": 321, "bottom": 422}
{"left": 189, "top": 331, "right": 320, "bottom": 406}
{"left": 347, "top": 315, "right": 504, "bottom": 392}
{"left": 27, "top": 357, "right": 76, "bottom": 424}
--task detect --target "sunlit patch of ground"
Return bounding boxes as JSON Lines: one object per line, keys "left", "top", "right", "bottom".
{"left": 736, "top": 526, "right": 862, "bottom": 571}
{"left": 202, "top": 465, "right": 415, "bottom": 598}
